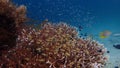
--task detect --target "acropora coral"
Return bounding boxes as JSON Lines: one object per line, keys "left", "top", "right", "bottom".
{"left": 0, "top": 22, "right": 108, "bottom": 68}
{"left": 0, "top": 0, "right": 108, "bottom": 68}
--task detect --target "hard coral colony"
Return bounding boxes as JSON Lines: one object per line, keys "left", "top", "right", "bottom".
{"left": 0, "top": 0, "right": 108, "bottom": 68}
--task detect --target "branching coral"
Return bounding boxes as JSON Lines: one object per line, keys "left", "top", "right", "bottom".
{"left": 0, "top": 22, "right": 108, "bottom": 68}
{"left": 0, "top": 0, "right": 108, "bottom": 68}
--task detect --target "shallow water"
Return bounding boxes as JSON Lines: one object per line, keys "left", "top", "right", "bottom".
{"left": 12, "top": 0, "right": 120, "bottom": 68}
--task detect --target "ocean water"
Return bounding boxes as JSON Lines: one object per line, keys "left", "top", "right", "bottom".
{"left": 13, "top": 0, "right": 120, "bottom": 67}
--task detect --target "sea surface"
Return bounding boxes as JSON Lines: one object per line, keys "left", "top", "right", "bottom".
{"left": 13, "top": 0, "right": 120, "bottom": 67}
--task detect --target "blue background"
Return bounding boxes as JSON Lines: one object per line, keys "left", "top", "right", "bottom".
{"left": 13, "top": 0, "right": 120, "bottom": 44}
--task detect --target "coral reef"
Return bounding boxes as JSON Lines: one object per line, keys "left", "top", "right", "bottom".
{"left": 0, "top": 0, "right": 108, "bottom": 68}
{"left": 0, "top": 0, "right": 26, "bottom": 50}
{"left": 0, "top": 22, "right": 108, "bottom": 68}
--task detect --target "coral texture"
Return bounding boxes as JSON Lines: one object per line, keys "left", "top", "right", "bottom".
{"left": 0, "top": 0, "right": 108, "bottom": 68}
{"left": 0, "top": 0, "right": 26, "bottom": 50}
{"left": 0, "top": 22, "right": 108, "bottom": 68}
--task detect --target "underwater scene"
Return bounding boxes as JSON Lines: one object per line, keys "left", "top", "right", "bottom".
{"left": 0, "top": 0, "right": 120, "bottom": 68}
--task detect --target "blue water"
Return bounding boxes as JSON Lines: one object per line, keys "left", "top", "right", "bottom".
{"left": 13, "top": 0, "right": 120, "bottom": 67}
{"left": 13, "top": 0, "right": 120, "bottom": 29}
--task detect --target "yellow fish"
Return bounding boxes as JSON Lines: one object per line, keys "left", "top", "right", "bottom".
{"left": 99, "top": 30, "right": 111, "bottom": 39}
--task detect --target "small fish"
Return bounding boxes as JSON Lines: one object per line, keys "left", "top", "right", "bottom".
{"left": 114, "top": 66, "right": 119, "bottom": 68}
{"left": 107, "top": 51, "right": 110, "bottom": 53}
{"left": 78, "top": 25, "right": 83, "bottom": 31}
{"left": 80, "top": 33, "right": 88, "bottom": 36}
{"left": 113, "top": 44, "right": 120, "bottom": 49}
{"left": 99, "top": 30, "right": 111, "bottom": 39}
{"left": 80, "top": 33, "right": 83, "bottom": 36}
{"left": 84, "top": 33, "right": 87, "bottom": 36}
